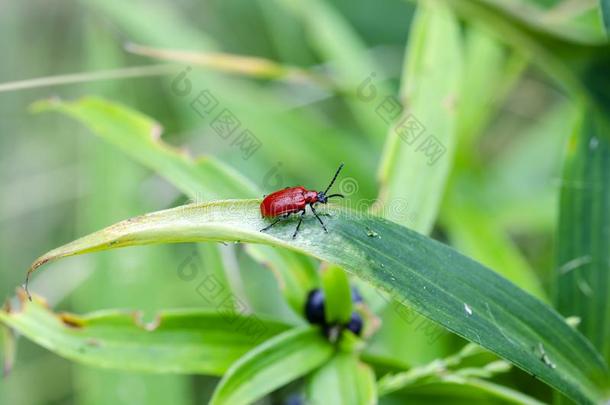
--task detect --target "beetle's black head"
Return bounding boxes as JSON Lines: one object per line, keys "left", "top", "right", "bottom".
{"left": 316, "top": 191, "right": 344, "bottom": 204}
{"left": 316, "top": 163, "right": 346, "bottom": 204}
{"left": 317, "top": 191, "right": 328, "bottom": 204}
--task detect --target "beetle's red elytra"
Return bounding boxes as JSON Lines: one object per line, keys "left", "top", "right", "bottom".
{"left": 260, "top": 164, "right": 345, "bottom": 239}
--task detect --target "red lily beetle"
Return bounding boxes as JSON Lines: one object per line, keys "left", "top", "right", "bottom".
{"left": 260, "top": 164, "right": 345, "bottom": 238}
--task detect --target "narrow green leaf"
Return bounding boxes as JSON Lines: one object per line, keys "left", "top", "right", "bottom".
{"left": 449, "top": 377, "right": 543, "bottom": 405}
{"left": 369, "top": 2, "right": 462, "bottom": 368}
{"left": 22, "top": 200, "right": 610, "bottom": 403}
{"left": 210, "top": 327, "right": 333, "bottom": 405}
{"left": 321, "top": 265, "right": 353, "bottom": 324}
{"left": 30, "top": 97, "right": 259, "bottom": 200}
{"left": 555, "top": 107, "right": 610, "bottom": 364}
{"left": 307, "top": 353, "right": 376, "bottom": 405}
{"left": 387, "top": 378, "right": 544, "bottom": 405}
{"left": 456, "top": 25, "right": 526, "bottom": 159}
{"left": 601, "top": 0, "right": 610, "bottom": 36}
{"left": 376, "top": 2, "right": 461, "bottom": 234}
{"left": 0, "top": 296, "right": 289, "bottom": 376}
{"left": 30, "top": 95, "right": 253, "bottom": 301}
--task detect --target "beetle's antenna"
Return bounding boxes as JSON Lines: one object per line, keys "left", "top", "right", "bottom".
{"left": 323, "top": 163, "right": 344, "bottom": 194}
{"left": 326, "top": 194, "right": 344, "bottom": 199}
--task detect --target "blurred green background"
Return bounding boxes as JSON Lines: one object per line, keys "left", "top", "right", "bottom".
{"left": 1, "top": 0, "right": 607, "bottom": 403}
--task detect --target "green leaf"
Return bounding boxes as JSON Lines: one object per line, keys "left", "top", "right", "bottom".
{"left": 442, "top": 195, "right": 546, "bottom": 300}
{"left": 385, "top": 378, "right": 545, "bottom": 405}
{"left": 601, "top": 0, "right": 610, "bottom": 36}
{"left": 0, "top": 296, "right": 289, "bottom": 376}
{"left": 321, "top": 265, "right": 353, "bottom": 324}
{"left": 555, "top": 106, "right": 610, "bottom": 364}
{"left": 307, "top": 353, "right": 376, "bottom": 405}
{"left": 210, "top": 327, "right": 333, "bottom": 405}
{"left": 455, "top": 24, "right": 525, "bottom": 160}
{"left": 376, "top": 2, "right": 461, "bottom": 234}
{"left": 368, "top": 2, "right": 462, "bottom": 368}
{"left": 30, "top": 97, "right": 259, "bottom": 200}
{"left": 22, "top": 200, "right": 610, "bottom": 403}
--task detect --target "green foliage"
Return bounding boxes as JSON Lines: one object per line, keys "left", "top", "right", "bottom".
{"left": 556, "top": 108, "right": 610, "bottom": 364}
{"left": 307, "top": 353, "right": 376, "bottom": 405}
{"left": 376, "top": 2, "right": 461, "bottom": 234}
{"left": 2, "top": 0, "right": 610, "bottom": 403}
{"left": 0, "top": 297, "right": 289, "bottom": 376}
{"left": 20, "top": 195, "right": 610, "bottom": 403}
{"left": 210, "top": 327, "right": 333, "bottom": 405}
{"left": 321, "top": 265, "right": 353, "bottom": 324}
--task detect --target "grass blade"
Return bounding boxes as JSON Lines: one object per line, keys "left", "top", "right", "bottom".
{"left": 376, "top": 2, "right": 461, "bottom": 234}
{"left": 30, "top": 97, "right": 259, "bottom": 200}
{"left": 307, "top": 353, "right": 376, "bottom": 405}
{"left": 555, "top": 107, "right": 610, "bottom": 364}
{"left": 321, "top": 265, "right": 353, "bottom": 324}
{"left": 210, "top": 327, "right": 333, "bottom": 405}
{"left": 0, "top": 296, "right": 289, "bottom": 376}
{"left": 19, "top": 199, "right": 610, "bottom": 403}
{"left": 600, "top": 0, "right": 610, "bottom": 36}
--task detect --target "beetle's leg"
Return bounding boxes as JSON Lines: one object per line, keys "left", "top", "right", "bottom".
{"left": 310, "top": 205, "right": 328, "bottom": 233}
{"left": 292, "top": 210, "right": 306, "bottom": 239}
{"left": 261, "top": 213, "right": 292, "bottom": 232}
{"left": 260, "top": 217, "right": 282, "bottom": 232}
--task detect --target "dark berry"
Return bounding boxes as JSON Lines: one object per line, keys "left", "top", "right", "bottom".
{"left": 346, "top": 312, "right": 363, "bottom": 336}
{"left": 304, "top": 289, "right": 325, "bottom": 325}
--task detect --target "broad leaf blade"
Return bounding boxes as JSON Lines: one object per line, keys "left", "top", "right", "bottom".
{"left": 556, "top": 107, "right": 610, "bottom": 364}
{"left": 22, "top": 200, "right": 610, "bottom": 403}
{"left": 210, "top": 327, "right": 333, "bottom": 405}
{"left": 307, "top": 353, "right": 376, "bottom": 405}
{"left": 0, "top": 296, "right": 289, "bottom": 376}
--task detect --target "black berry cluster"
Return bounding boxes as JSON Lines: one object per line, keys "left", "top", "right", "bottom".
{"left": 304, "top": 288, "right": 363, "bottom": 336}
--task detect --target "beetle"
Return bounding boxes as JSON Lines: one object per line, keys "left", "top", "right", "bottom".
{"left": 260, "top": 163, "right": 345, "bottom": 239}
